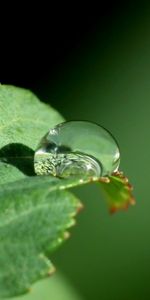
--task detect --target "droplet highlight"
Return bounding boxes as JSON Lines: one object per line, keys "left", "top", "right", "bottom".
{"left": 34, "top": 121, "right": 120, "bottom": 178}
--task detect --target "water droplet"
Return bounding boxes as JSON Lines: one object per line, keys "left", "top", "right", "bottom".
{"left": 34, "top": 121, "right": 120, "bottom": 178}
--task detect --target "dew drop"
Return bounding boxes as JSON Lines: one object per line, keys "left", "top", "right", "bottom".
{"left": 34, "top": 121, "right": 120, "bottom": 178}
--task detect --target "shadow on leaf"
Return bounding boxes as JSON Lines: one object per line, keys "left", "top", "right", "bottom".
{"left": 0, "top": 143, "right": 35, "bottom": 176}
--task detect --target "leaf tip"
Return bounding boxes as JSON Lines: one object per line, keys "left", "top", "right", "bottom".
{"left": 47, "top": 266, "right": 56, "bottom": 277}
{"left": 130, "top": 196, "right": 136, "bottom": 206}
{"left": 76, "top": 202, "right": 84, "bottom": 213}
{"left": 63, "top": 231, "right": 71, "bottom": 240}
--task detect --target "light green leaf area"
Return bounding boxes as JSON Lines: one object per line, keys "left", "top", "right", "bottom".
{"left": 0, "top": 85, "right": 135, "bottom": 298}
{"left": 0, "top": 85, "right": 63, "bottom": 150}
{"left": 12, "top": 273, "right": 83, "bottom": 300}
{"left": 0, "top": 162, "right": 26, "bottom": 185}
{"left": 0, "top": 175, "right": 83, "bottom": 298}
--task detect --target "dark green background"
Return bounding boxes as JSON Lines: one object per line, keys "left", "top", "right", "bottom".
{"left": 8, "top": 6, "right": 150, "bottom": 300}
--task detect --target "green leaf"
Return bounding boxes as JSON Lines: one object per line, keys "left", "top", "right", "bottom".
{"left": 0, "top": 85, "right": 63, "bottom": 150}
{"left": 0, "top": 176, "right": 83, "bottom": 298}
{"left": 99, "top": 172, "right": 135, "bottom": 213}
{"left": 0, "top": 85, "right": 63, "bottom": 184}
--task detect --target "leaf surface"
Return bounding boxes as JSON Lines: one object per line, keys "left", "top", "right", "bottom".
{"left": 0, "top": 85, "right": 63, "bottom": 184}
{"left": 0, "top": 176, "right": 82, "bottom": 298}
{"left": 0, "top": 85, "right": 63, "bottom": 150}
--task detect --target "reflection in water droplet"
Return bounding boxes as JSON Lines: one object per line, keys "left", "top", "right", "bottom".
{"left": 34, "top": 121, "right": 120, "bottom": 178}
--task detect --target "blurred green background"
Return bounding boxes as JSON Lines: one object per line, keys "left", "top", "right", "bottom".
{"left": 5, "top": 6, "right": 150, "bottom": 300}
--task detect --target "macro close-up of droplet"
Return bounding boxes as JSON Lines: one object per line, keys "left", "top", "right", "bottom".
{"left": 34, "top": 121, "right": 120, "bottom": 178}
